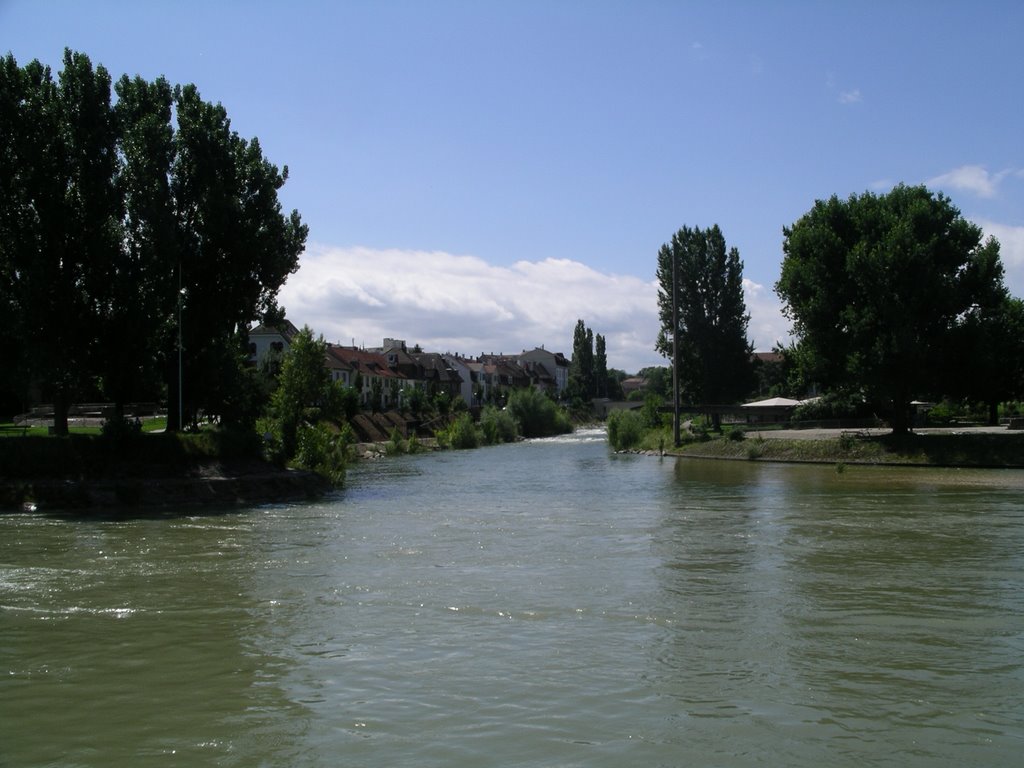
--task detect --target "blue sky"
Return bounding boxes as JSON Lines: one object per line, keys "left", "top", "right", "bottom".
{"left": 4, "top": 1, "right": 1023, "bottom": 373}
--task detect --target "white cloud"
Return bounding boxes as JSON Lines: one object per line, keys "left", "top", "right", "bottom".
{"left": 280, "top": 245, "right": 792, "bottom": 375}
{"left": 279, "top": 244, "right": 664, "bottom": 373}
{"left": 743, "top": 278, "right": 791, "bottom": 351}
{"left": 838, "top": 88, "right": 862, "bottom": 104}
{"left": 927, "top": 164, "right": 1010, "bottom": 199}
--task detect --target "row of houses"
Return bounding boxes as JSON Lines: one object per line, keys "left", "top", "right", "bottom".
{"left": 248, "top": 321, "right": 570, "bottom": 409}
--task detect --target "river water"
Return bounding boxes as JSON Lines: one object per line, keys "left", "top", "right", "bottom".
{"left": 2, "top": 429, "right": 1023, "bottom": 767}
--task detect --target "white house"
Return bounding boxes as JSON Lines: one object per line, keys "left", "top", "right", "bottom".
{"left": 442, "top": 355, "right": 476, "bottom": 405}
{"left": 248, "top": 320, "right": 300, "bottom": 370}
{"left": 518, "top": 347, "right": 570, "bottom": 397}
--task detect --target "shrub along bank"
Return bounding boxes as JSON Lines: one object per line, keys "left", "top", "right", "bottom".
{"left": 1, "top": 387, "right": 577, "bottom": 511}
{"left": 404, "top": 391, "right": 572, "bottom": 453}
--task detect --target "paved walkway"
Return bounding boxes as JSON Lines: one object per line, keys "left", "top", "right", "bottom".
{"left": 748, "top": 425, "right": 1016, "bottom": 440}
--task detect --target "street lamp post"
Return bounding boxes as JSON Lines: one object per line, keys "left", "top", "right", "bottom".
{"left": 178, "top": 263, "right": 184, "bottom": 432}
{"left": 672, "top": 249, "right": 680, "bottom": 447}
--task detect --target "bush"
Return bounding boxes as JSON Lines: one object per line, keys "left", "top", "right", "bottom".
{"left": 479, "top": 405, "right": 519, "bottom": 445}
{"left": 442, "top": 413, "right": 480, "bottom": 449}
{"left": 295, "top": 423, "right": 348, "bottom": 484}
{"left": 256, "top": 416, "right": 286, "bottom": 464}
{"left": 641, "top": 393, "right": 665, "bottom": 428}
{"left": 385, "top": 427, "right": 405, "bottom": 456}
{"left": 507, "top": 388, "right": 572, "bottom": 438}
{"left": 746, "top": 439, "right": 765, "bottom": 460}
{"left": 407, "top": 387, "right": 426, "bottom": 416}
{"left": 607, "top": 409, "right": 645, "bottom": 451}
{"left": 100, "top": 415, "right": 142, "bottom": 441}
{"left": 927, "top": 399, "right": 986, "bottom": 426}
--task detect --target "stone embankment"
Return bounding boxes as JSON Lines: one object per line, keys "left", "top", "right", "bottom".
{"left": 1, "top": 464, "right": 331, "bottom": 513}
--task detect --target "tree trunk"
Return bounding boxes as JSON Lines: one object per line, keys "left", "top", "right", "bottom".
{"left": 888, "top": 401, "right": 912, "bottom": 435}
{"left": 52, "top": 389, "right": 70, "bottom": 436}
{"left": 165, "top": 350, "right": 180, "bottom": 433}
{"left": 988, "top": 400, "right": 999, "bottom": 426}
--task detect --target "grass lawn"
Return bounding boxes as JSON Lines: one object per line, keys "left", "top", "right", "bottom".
{"left": 672, "top": 431, "right": 1024, "bottom": 468}
{"left": 0, "top": 423, "right": 100, "bottom": 437}
{"left": 0, "top": 416, "right": 167, "bottom": 438}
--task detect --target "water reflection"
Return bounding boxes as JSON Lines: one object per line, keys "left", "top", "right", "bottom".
{"left": 650, "top": 459, "right": 1024, "bottom": 765}
{"left": 777, "top": 472, "right": 1023, "bottom": 761}
{"left": 3, "top": 441, "right": 1022, "bottom": 767}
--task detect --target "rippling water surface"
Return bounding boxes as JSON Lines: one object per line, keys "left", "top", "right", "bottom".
{"left": 2, "top": 429, "right": 1023, "bottom": 766}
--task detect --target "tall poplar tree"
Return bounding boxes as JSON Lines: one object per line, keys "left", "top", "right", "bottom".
{"left": 656, "top": 224, "right": 753, "bottom": 427}
{"left": 569, "top": 319, "right": 594, "bottom": 400}
{"left": 102, "top": 74, "right": 178, "bottom": 416}
{"left": 170, "top": 83, "right": 306, "bottom": 429}
{"left": 594, "top": 333, "right": 608, "bottom": 398}
{"left": 0, "top": 50, "right": 306, "bottom": 433}
{"left": 0, "top": 51, "right": 121, "bottom": 434}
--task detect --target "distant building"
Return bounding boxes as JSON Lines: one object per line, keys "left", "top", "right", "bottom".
{"left": 620, "top": 377, "right": 647, "bottom": 398}
{"left": 248, "top": 320, "right": 300, "bottom": 370}
{"left": 518, "top": 348, "right": 569, "bottom": 396}
{"left": 326, "top": 345, "right": 407, "bottom": 409}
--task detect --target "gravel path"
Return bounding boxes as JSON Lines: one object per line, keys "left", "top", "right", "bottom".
{"left": 748, "top": 425, "right": 1016, "bottom": 440}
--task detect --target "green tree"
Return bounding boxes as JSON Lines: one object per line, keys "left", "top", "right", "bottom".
{"left": 0, "top": 51, "right": 121, "bottom": 434}
{"left": 948, "top": 295, "right": 1024, "bottom": 425}
{"left": 637, "top": 366, "right": 671, "bottom": 398}
{"left": 656, "top": 224, "right": 753, "bottom": 429}
{"left": 370, "top": 379, "right": 383, "bottom": 413}
{"left": 170, "top": 83, "right": 306, "bottom": 430}
{"left": 271, "top": 326, "right": 330, "bottom": 457}
{"left": 605, "top": 368, "right": 627, "bottom": 400}
{"left": 594, "top": 333, "right": 608, "bottom": 398}
{"left": 568, "top": 319, "right": 594, "bottom": 401}
{"left": 102, "top": 73, "right": 178, "bottom": 416}
{"left": 0, "top": 51, "right": 305, "bottom": 434}
{"left": 0, "top": 55, "right": 32, "bottom": 417}
{"left": 406, "top": 386, "right": 424, "bottom": 416}
{"left": 776, "top": 185, "right": 1005, "bottom": 433}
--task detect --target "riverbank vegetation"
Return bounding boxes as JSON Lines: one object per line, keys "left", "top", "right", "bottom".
{"left": 607, "top": 409, "right": 1024, "bottom": 468}
{"left": 0, "top": 320, "right": 580, "bottom": 501}
{"left": 654, "top": 188, "right": 1023, "bottom": 440}
{"left": 678, "top": 431, "right": 1024, "bottom": 468}
{"left": 776, "top": 186, "right": 1023, "bottom": 433}
{"left": 6, "top": 51, "right": 1023, "bottom": 495}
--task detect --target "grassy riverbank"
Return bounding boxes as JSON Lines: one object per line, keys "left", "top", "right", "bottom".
{"left": 668, "top": 431, "right": 1024, "bottom": 468}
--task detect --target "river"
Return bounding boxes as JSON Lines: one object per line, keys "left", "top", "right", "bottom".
{"left": 2, "top": 428, "right": 1022, "bottom": 766}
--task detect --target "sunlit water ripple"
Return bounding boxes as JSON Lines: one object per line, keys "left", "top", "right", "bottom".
{"left": 2, "top": 429, "right": 1022, "bottom": 766}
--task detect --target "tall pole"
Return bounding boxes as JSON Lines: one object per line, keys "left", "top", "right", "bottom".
{"left": 178, "top": 261, "right": 183, "bottom": 432}
{"left": 672, "top": 247, "right": 680, "bottom": 447}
